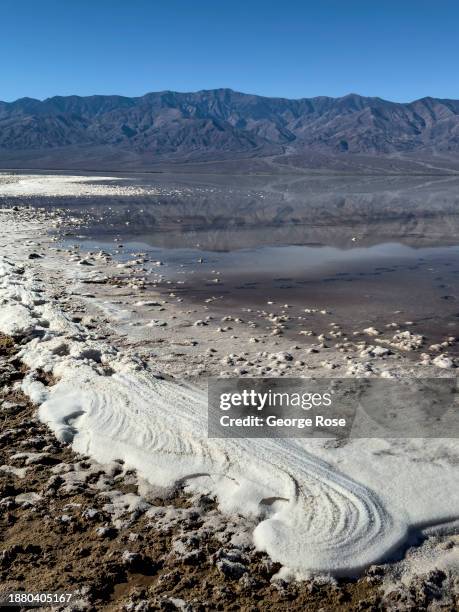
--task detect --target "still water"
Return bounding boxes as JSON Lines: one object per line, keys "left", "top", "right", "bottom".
{"left": 57, "top": 173, "right": 459, "bottom": 347}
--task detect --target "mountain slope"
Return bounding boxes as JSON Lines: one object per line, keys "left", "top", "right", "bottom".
{"left": 1, "top": 89, "right": 459, "bottom": 172}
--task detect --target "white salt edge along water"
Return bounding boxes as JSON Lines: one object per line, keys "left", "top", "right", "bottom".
{"left": 1, "top": 247, "right": 458, "bottom": 577}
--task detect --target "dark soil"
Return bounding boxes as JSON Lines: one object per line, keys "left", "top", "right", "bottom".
{"left": 0, "top": 333, "right": 455, "bottom": 611}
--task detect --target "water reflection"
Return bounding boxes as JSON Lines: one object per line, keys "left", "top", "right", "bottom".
{"left": 58, "top": 172, "right": 459, "bottom": 348}
{"left": 74, "top": 173, "right": 459, "bottom": 251}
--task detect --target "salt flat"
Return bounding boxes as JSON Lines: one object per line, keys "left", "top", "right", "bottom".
{"left": 0, "top": 194, "right": 458, "bottom": 578}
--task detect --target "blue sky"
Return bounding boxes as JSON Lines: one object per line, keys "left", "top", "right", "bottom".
{"left": 1, "top": 0, "right": 458, "bottom": 102}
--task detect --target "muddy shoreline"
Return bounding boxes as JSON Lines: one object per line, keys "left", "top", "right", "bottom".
{"left": 0, "top": 331, "right": 409, "bottom": 611}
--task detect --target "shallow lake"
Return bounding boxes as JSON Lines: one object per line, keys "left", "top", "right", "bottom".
{"left": 6, "top": 171, "right": 459, "bottom": 349}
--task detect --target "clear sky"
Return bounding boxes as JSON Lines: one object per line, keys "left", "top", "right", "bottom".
{"left": 1, "top": 0, "right": 458, "bottom": 103}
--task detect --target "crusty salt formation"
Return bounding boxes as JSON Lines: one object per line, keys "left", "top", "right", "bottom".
{"left": 1, "top": 213, "right": 458, "bottom": 577}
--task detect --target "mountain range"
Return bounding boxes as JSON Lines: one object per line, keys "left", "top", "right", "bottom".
{"left": 1, "top": 89, "right": 459, "bottom": 173}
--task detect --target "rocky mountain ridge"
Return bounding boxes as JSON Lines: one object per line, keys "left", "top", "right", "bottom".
{"left": 1, "top": 89, "right": 459, "bottom": 172}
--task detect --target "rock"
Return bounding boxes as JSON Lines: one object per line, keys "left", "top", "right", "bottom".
{"left": 0, "top": 380, "right": 23, "bottom": 400}
{"left": 0, "top": 401, "right": 24, "bottom": 415}
{"left": 95, "top": 526, "right": 117, "bottom": 538}
{"left": 371, "top": 346, "right": 391, "bottom": 357}
{"left": 346, "top": 362, "right": 374, "bottom": 376}
{"left": 0, "top": 465, "right": 28, "bottom": 478}
{"left": 121, "top": 550, "right": 141, "bottom": 566}
{"left": 100, "top": 491, "right": 150, "bottom": 519}
{"left": 239, "top": 573, "right": 261, "bottom": 591}
{"left": 216, "top": 559, "right": 248, "bottom": 579}
{"left": 432, "top": 354, "right": 454, "bottom": 369}
{"left": 82, "top": 508, "right": 100, "bottom": 520}
{"left": 363, "top": 327, "right": 381, "bottom": 336}
{"left": 321, "top": 361, "right": 338, "bottom": 369}
{"left": 182, "top": 549, "right": 205, "bottom": 565}
{"left": 299, "top": 330, "right": 315, "bottom": 336}
{"left": 361, "top": 345, "right": 391, "bottom": 358}
{"left": 43, "top": 475, "right": 63, "bottom": 493}
{"left": 218, "top": 548, "right": 248, "bottom": 564}
{"left": 60, "top": 514, "right": 72, "bottom": 523}
{"left": 15, "top": 492, "right": 42, "bottom": 506}
{"left": 147, "top": 320, "right": 167, "bottom": 327}
{"left": 11, "top": 451, "right": 57, "bottom": 466}
{"left": 388, "top": 330, "right": 424, "bottom": 351}
{"left": 271, "top": 351, "right": 293, "bottom": 362}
